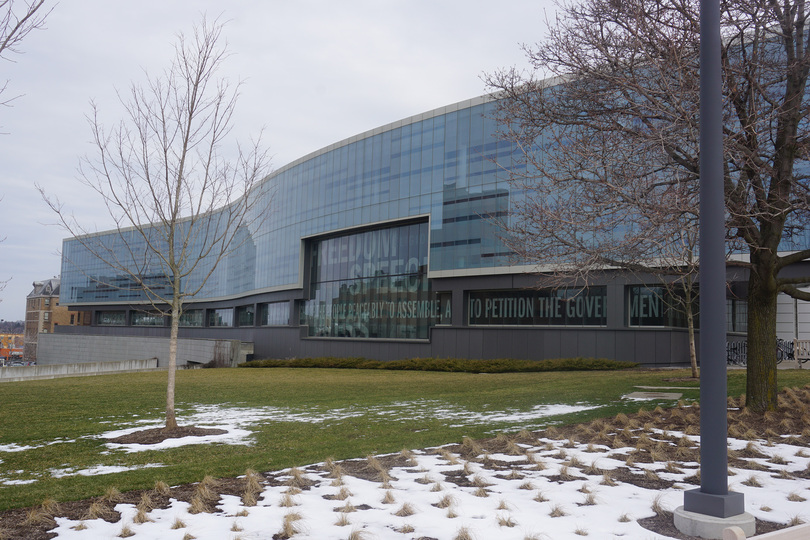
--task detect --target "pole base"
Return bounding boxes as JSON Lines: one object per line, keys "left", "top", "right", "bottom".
{"left": 674, "top": 505, "right": 755, "bottom": 539}
{"left": 683, "top": 488, "right": 745, "bottom": 518}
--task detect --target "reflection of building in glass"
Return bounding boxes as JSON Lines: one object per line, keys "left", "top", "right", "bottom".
{"left": 48, "top": 95, "right": 810, "bottom": 367}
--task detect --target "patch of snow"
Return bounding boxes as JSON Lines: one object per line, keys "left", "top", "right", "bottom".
{"left": 49, "top": 463, "right": 165, "bottom": 479}
{"left": 46, "top": 430, "right": 810, "bottom": 539}
{"left": 97, "top": 400, "right": 603, "bottom": 453}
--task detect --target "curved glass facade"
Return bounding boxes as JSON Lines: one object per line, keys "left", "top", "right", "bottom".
{"left": 61, "top": 96, "right": 522, "bottom": 306}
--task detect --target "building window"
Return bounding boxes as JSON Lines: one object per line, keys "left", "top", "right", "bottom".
{"left": 44, "top": 298, "right": 50, "bottom": 306}
{"left": 626, "top": 285, "right": 697, "bottom": 328}
{"left": 180, "top": 309, "right": 204, "bottom": 327}
{"left": 131, "top": 311, "right": 165, "bottom": 326}
{"left": 727, "top": 298, "right": 748, "bottom": 333}
{"left": 96, "top": 311, "right": 126, "bottom": 326}
{"left": 208, "top": 308, "right": 233, "bottom": 327}
{"left": 468, "top": 287, "right": 606, "bottom": 326}
{"left": 299, "top": 221, "right": 443, "bottom": 339}
{"left": 236, "top": 305, "right": 255, "bottom": 327}
{"left": 43, "top": 312, "right": 50, "bottom": 322}
{"left": 258, "top": 302, "right": 289, "bottom": 326}
{"left": 70, "top": 314, "right": 75, "bottom": 325}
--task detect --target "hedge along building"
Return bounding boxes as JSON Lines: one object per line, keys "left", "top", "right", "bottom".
{"left": 49, "top": 94, "right": 810, "bottom": 367}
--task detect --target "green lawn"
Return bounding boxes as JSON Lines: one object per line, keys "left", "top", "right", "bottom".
{"left": 0, "top": 366, "right": 808, "bottom": 510}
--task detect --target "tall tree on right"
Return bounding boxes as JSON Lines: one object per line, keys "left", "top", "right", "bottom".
{"left": 487, "top": 0, "right": 810, "bottom": 412}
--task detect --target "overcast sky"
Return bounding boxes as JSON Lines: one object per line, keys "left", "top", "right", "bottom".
{"left": 0, "top": 0, "right": 552, "bottom": 322}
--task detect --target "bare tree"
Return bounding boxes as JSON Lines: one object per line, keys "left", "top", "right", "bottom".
{"left": 41, "top": 17, "right": 271, "bottom": 430}
{"left": 488, "top": 0, "right": 810, "bottom": 411}
{"left": 1, "top": 0, "right": 51, "bottom": 108}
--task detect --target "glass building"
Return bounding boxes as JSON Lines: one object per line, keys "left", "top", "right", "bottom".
{"left": 54, "top": 94, "right": 804, "bottom": 367}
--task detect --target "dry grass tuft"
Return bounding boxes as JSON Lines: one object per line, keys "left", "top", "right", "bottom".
{"left": 394, "top": 502, "right": 416, "bottom": 517}
{"left": 651, "top": 494, "right": 668, "bottom": 517}
{"left": 347, "top": 527, "right": 371, "bottom": 540}
{"left": 153, "top": 480, "right": 171, "bottom": 496}
{"left": 244, "top": 469, "right": 263, "bottom": 492}
{"left": 400, "top": 448, "right": 418, "bottom": 465}
{"left": 277, "top": 512, "right": 302, "bottom": 538}
{"left": 194, "top": 483, "right": 216, "bottom": 503}
{"left": 534, "top": 491, "right": 549, "bottom": 503}
{"left": 549, "top": 504, "right": 567, "bottom": 517}
{"left": 436, "top": 494, "right": 457, "bottom": 509}
{"left": 454, "top": 526, "right": 474, "bottom": 540}
{"left": 742, "top": 475, "right": 763, "bottom": 488}
{"left": 22, "top": 508, "right": 53, "bottom": 527}
{"left": 335, "top": 513, "right": 351, "bottom": 526}
{"left": 286, "top": 467, "right": 309, "bottom": 488}
{"left": 138, "top": 492, "right": 154, "bottom": 512}
{"left": 337, "top": 501, "right": 356, "bottom": 513}
{"left": 279, "top": 493, "right": 299, "bottom": 507}
{"left": 336, "top": 486, "right": 353, "bottom": 500}
{"left": 787, "top": 492, "right": 807, "bottom": 502}
{"left": 558, "top": 465, "right": 577, "bottom": 481}
{"left": 469, "top": 486, "right": 487, "bottom": 498}
{"left": 133, "top": 508, "right": 153, "bottom": 524}
{"left": 82, "top": 501, "right": 114, "bottom": 521}
{"left": 171, "top": 517, "right": 186, "bottom": 529}
{"left": 440, "top": 448, "right": 460, "bottom": 465}
{"left": 381, "top": 490, "right": 396, "bottom": 504}
{"left": 242, "top": 489, "right": 257, "bottom": 507}
{"left": 497, "top": 514, "right": 517, "bottom": 527}
{"left": 397, "top": 524, "right": 416, "bottom": 533}
{"left": 188, "top": 494, "right": 208, "bottom": 515}
{"left": 415, "top": 473, "right": 433, "bottom": 485}
{"left": 788, "top": 515, "right": 806, "bottom": 527}
{"left": 600, "top": 472, "right": 618, "bottom": 487}
{"left": 118, "top": 525, "right": 135, "bottom": 538}
{"left": 472, "top": 474, "right": 491, "bottom": 488}
{"left": 461, "top": 436, "right": 484, "bottom": 457}
{"left": 103, "top": 486, "right": 122, "bottom": 503}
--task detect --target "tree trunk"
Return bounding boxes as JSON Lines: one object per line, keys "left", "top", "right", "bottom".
{"left": 165, "top": 301, "right": 180, "bottom": 430}
{"left": 687, "top": 303, "right": 698, "bottom": 378}
{"left": 745, "top": 264, "right": 779, "bottom": 413}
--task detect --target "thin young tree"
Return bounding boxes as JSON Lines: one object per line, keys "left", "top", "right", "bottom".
{"left": 488, "top": 0, "right": 810, "bottom": 411}
{"left": 41, "top": 18, "right": 271, "bottom": 430}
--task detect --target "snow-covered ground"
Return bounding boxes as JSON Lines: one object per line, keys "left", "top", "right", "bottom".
{"left": 37, "top": 400, "right": 810, "bottom": 540}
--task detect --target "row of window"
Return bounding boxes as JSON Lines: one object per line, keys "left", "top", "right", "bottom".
{"left": 97, "top": 302, "right": 290, "bottom": 328}
{"left": 93, "top": 287, "right": 749, "bottom": 333}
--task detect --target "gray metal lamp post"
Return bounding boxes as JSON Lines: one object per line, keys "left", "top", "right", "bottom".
{"left": 673, "top": 0, "right": 754, "bottom": 536}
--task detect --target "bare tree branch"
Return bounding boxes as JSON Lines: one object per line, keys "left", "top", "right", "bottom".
{"left": 0, "top": 0, "right": 51, "bottom": 109}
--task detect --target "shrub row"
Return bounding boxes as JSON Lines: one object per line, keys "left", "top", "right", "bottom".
{"left": 239, "top": 356, "right": 638, "bottom": 373}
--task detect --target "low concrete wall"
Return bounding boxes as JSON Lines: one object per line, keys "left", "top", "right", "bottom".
{"left": 0, "top": 358, "right": 158, "bottom": 382}
{"left": 36, "top": 334, "right": 253, "bottom": 368}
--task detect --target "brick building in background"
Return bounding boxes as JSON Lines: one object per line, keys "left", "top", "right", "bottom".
{"left": 24, "top": 278, "right": 90, "bottom": 363}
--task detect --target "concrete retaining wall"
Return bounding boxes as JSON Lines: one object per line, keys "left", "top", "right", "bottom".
{"left": 0, "top": 358, "right": 158, "bottom": 382}
{"left": 36, "top": 334, "right": 252, "bottom": 368}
